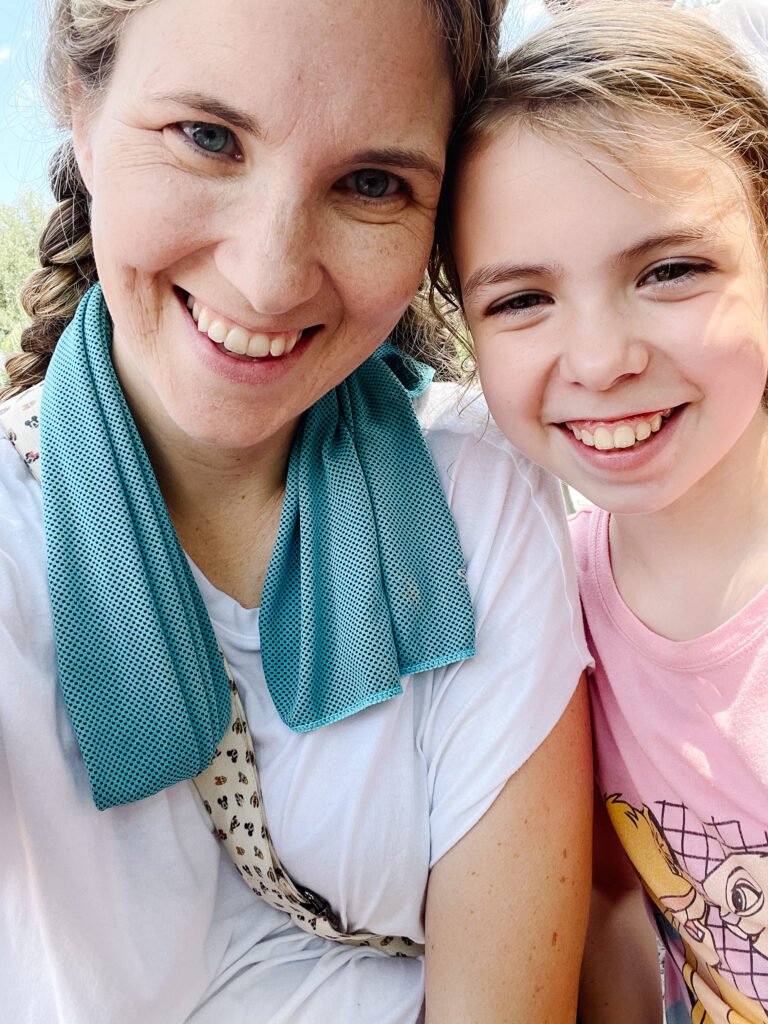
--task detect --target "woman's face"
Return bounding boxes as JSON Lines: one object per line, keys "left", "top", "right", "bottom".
{"left": 72, "top": 0, "right": 453, "bottom": 452}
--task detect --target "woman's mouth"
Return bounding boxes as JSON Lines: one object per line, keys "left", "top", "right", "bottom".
{"left": 563, "top": 408, "right": 677, "bottom": 451}
{"left": 183, "top": 292, "right": 313, "bottom": 359}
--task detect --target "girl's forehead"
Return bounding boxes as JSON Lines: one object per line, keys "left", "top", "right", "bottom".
{"left": 461, "top": 114, "right": 751, "bottom": 214}
{"left": 452, "top": 119, "right": 763, "bottom": 289}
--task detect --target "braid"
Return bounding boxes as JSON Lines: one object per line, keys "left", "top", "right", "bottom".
{"left": 3, "top": 141, "right": 97, "bottom": 399}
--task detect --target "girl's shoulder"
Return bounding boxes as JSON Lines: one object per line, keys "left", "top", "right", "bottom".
{"left": 568, "top": 503, "right": 605, "bottom": 575}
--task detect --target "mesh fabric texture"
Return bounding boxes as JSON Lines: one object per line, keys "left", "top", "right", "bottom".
{"left": 39, "top": 285, "right": 475, "bottom": 810}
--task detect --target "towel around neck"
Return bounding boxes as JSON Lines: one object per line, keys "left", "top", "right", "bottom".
{"left": 40, "top": 285, "right": 475, "bottom": 810}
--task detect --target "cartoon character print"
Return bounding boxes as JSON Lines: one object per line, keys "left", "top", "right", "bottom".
{"left": 606, "top": 796, "right": 768, "bottom": 1024}
{"left": 703, "top": 854, "right": 768, "bottom": 959}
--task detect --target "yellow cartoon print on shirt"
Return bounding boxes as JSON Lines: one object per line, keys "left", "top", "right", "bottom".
{"left": 605, "top": 796, "right": 768, "bottom": 1024}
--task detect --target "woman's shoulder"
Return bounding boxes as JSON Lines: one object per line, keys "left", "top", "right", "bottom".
{"left": 415, "top": 381, "right": 562, "bottom": 503}
{"left": 0, "top": 399, "right": 45, "bottom": 570}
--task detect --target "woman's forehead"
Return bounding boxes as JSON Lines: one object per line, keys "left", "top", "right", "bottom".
{"left": 114, "top": 0, "right": 450, "bottom": 106}
{"left": 99, "top": 0, "right": 454, "bottom": 159}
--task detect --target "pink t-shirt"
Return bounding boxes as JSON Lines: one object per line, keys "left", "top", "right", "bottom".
{"left": 571, "top": 505, "right": 768, "bottom": 1024}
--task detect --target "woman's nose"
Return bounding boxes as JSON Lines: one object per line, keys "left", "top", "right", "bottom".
{"left": 215, "top": 195, "right": 324, "bottom": 317}
{"left": 559, "top": 311, "right": 649, "bottom": 391}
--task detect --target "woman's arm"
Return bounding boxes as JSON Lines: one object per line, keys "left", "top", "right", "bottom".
{"left": 578, "top": 793, "right": 663, "bottom": 1024}
{"left": 424, "top": 674, "right": 592, "bottom": 1023}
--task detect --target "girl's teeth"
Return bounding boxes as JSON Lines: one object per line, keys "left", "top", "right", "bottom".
{"left": 186, "top": 295, "right": 303, "bottom": 359}
{"left": 613, "top": 425, "right": 636, "bottom": 449}
{"left": 594, "top": 427, "right": 613, "bottom": 451}
{"left": 567, "top": 409, "right": 673, "bottom": 450}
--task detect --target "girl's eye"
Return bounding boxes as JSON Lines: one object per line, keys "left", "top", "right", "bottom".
{"left": 179, "top": 121, "right": 241, "bottom": 159}
{"left": 639, "top": 260, "right": 712, "bottom": 288}
{"left": 486, "top": 292, "right": 554, "bottom": 317}
{"left": 338, "top": 169, "right": 404, "bottom": 201}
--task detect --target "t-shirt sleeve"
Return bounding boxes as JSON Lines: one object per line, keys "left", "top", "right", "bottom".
{"left": 416, "top": 391, "right": 592, "bottom": 866}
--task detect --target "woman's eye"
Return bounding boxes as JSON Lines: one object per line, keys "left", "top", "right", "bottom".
{"left": 179, "top": 121, "right": 240, "bottom": 159}
{"left": 338, "top": 169, "right": 403, "bottom": 201}
{"left": 640, "top": 260, "right": 712, "bottom": 287}
{"left": 486, "top": 292, "right": 553, "bottom": 317}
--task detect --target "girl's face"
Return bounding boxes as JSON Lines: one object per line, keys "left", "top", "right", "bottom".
{"left": 72, "top": 0, "right": 453, "bottom": 454}
{"left": 453, "top": 123, "right": 768, "bottom": 516}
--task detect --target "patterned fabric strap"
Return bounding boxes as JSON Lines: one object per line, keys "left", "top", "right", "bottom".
{"left": 197, "top": 657, "right": 423, "bottom": 957}
{"left": 0, "top": 383, "right": 423, "bottom": 958}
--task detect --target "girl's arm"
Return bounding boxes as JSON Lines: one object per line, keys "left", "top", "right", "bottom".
{"left": 424, "top": 675, "right": 592, "bottom": 1023}
{"left": 578, "top": 792, "right": 663, "bottom": 1024}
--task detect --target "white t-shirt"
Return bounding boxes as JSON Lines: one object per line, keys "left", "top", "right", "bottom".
{"left": 0, "top": 383, "right": 589, "bottom": 1024}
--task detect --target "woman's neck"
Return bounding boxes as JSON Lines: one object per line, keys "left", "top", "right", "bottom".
{"left": 136, "top": 409, "right": 296, "bottom": 609}
{"left": 608, "top": 413, "right": 768, "bottom": 641}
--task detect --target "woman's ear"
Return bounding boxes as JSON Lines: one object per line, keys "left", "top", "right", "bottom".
{"left": 69, "top": 69, "right": 94, "bottom": 195}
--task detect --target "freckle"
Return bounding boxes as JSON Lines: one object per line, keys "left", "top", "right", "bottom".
{"left": 562, "top": 848, "right": 568, "bottom": 859}
{"left": 551, "top": 931, "right": 558, "bottom": 947}
{"left": 560, "top": 875, "right": 566, "bottom": 883}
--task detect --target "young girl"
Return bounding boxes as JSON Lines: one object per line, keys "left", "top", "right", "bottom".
{"left": 437, "top": 2, "right": 768, "bottom": 1021}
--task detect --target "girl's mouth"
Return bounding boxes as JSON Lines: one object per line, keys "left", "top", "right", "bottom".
{"left": 563, "top": 408, "right": 678, "bottom": 451}
{"left": 181, "top": 290, "right": 319, "bottom": 360}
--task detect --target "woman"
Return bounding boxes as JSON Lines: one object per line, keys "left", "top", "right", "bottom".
{"left": 0, "top": 0, "right": 592, "bottom": 1020}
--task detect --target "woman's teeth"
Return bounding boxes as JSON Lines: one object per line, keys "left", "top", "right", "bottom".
{"left": 566, "top": 409, "right": 673, "bottom": 450}
{"left": 187, "top": 295, "right": 301, "bottom": 358}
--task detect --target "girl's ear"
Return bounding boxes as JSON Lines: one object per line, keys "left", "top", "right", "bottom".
{"left": 69, "top": 70, "right": 95, "bottom": 195}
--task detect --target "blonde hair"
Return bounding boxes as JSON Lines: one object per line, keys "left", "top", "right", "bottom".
{"left": 4, "top": 0, "right": 504, "bottom": 399}
{"left": 431, "top": 0, "right": 768, "bottom": 367}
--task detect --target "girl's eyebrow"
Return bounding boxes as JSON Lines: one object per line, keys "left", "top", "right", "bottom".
{"left": 612, "top": 227, "right": 722, "bottom": 267}
{"left": 462, "top": 261, "right": 561, "bottom": 304}
{"left": 462, "top": 227, "right": 724, "bottom": 303}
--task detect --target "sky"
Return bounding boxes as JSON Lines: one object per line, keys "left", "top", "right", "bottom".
{"left": 0, "top": 0, "right": 550, "bottom": 208}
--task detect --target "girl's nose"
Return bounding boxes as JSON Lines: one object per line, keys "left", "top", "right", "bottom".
{"left": 559, "top": 312, "right": 649, "bottom": 391}
{"left": 215, "top": 195, "right": 324, "bottom": 317}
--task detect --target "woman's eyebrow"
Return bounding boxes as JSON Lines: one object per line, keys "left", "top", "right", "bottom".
{"left": 146, "top": 90, "right": 263, "bottom": 136}
{"left": 462, "top": 262, "right": 560, "bottom": 304}
{"left": 143, "top": 98, "right": 442, "bottom": 182}
{"left": 347, "top": 148, "right": 444, "bottom": 182}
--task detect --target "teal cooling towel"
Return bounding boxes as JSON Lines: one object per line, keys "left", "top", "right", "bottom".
{"left": 40, "top": 285, "right": 475, "bottom": 810}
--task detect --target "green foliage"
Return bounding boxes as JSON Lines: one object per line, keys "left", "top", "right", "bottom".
{"left": 0, "top": 190, "right": 49, "bottom": 358}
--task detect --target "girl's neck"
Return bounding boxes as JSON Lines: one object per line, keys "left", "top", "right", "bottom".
{"left": 608, "top": 412, "right": 768, "bottom": 641}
